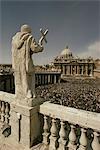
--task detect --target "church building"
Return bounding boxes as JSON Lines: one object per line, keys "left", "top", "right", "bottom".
{"left": 53, "top": 46, "right": 94, "bottom": 78}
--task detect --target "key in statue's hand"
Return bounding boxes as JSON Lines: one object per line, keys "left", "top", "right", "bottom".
{"left": 39, "top": 28, "right": 48, "bottom": 45}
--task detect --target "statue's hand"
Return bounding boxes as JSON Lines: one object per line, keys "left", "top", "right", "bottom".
{"left": 39, "top": 37, "right": 43, "bottom": 46}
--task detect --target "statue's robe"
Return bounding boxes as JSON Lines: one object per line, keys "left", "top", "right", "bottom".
{"left": 12, "top": 32, "right": 43, "bottom": 98}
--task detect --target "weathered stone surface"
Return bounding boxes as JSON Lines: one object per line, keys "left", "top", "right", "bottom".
{"left": 10, "top": 102, "right": 40, "bottom": 148}
{"left": 0, "top": 137, "right": 44, "bottom": 150}
{"left": 0, "top": 91, "right": 15, "bottom": 103}
{"left": 40, "top": 101, "right": 100, "bottom": 131}
{"left": 11, "top": 24, "right": 44, "bottom": 103}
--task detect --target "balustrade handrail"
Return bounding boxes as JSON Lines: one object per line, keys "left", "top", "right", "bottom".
{"left": 0, "top": 91, "right": 15, "bottom": 104}
{"left": 40, "top": 101, "right": 100, "bottom": 132}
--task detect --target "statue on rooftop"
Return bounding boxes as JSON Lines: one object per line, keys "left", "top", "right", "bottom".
{"left": 11, "top": 24, "right": 48, "bottom": 100}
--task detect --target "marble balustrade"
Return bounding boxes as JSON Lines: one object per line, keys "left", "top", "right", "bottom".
{"left": 0, "top": 91, "right": 15, "bottom": 126}
{"left": 40, "top": 102, "right": 100, "bottom": 150}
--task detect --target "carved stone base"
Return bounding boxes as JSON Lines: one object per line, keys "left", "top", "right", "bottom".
{"left": 10, "top": 102, "right": 40, "bottom": 148}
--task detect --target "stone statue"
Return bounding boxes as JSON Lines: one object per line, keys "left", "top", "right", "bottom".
{"left": 11, "top": 24, "right": 48, "bottom": 100}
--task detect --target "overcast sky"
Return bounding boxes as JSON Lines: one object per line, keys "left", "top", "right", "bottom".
{"left": 0, "top": 0, "right": 100, "bottom": 65}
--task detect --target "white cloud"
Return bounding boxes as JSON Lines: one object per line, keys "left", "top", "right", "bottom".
{"left": 78, "top": 41, "right": 100, "bottom": 59}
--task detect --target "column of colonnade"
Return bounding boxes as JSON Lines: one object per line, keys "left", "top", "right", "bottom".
{"left": 77, "top": 65, "right": 79, "bottom": 75}
{"left": 62, "top": 63, "right": 94, "bottom": 77}
{"left": 74, "top": 65, "right": 77, "bottom": 75}
{"left": 66, "top": 65, "right": 70, "bottom": 75}
{"left": 81, "top": 65, "right": 84, "bottom": 75}
{"left": 70, "top": 65, "right": 72, "bottom": 75}
{"left": 91, "top": 65, "right": 94, "bottom": 76}
{"left": 48, "top": 74, "right": 50, "bottom": 84}
{"left": 85, "top": 65, "right": 88, "bottom": 76}
{"left": 90, "top": 64, "right": 94, "bottom": 77}
{"left": 62, "top": 65, "right": 65, "bottom": 75}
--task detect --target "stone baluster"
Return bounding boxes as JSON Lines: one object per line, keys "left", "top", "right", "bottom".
{"left": 49, "top": 118, "right": 58, "bottom": 150}
{"left": 43, "top": 115, "right": 50, "bottom": 146}
{"left": 5, "top": 102, "right": 10, "bottom": 124}
{"left": 78, "top": 128, "right": 87, "bottom": 150}
{"left": 92, "top": 131, "right": 100, "bottom": 150}
{"left": 1, "top": 101, "right": 5, "bottom": 122}
{"left": 68, "top": 124, "right": 77, "bottom": 150}
{"left": 58, "top": 120, "right": 67, "bottom": 150}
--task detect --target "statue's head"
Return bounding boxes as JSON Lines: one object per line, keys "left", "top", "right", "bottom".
{"left": 21, "top": 24, "right": 32, "bottom": 33}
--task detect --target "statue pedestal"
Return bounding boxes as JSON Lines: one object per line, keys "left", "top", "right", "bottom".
{"left": 15, "top": 94, "right": 35, "bottom": 107}
{"left": 10, "top": 101, "right": 40, "bottom": 148}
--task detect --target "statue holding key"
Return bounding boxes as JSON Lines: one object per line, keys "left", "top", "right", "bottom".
{"left": 11, "top": 24, "right": 48, "bottom": 99}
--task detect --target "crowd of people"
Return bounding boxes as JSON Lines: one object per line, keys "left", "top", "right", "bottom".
{"left": 36, "top": 78, "right": 100, "bottom": 113}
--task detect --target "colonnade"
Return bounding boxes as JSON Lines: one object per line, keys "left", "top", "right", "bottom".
{"left": 0, "top": 73, "right": 61, "bottom": 92}
{"left": 62, "top": 64, "right": 94, "bottom": 76}
{"left": 35, "top": 73, "right": 61, "bottom": 86}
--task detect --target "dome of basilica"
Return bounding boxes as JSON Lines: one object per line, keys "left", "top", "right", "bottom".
{"left": 60, "top": 46, "right": 73, "bottom": 58}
